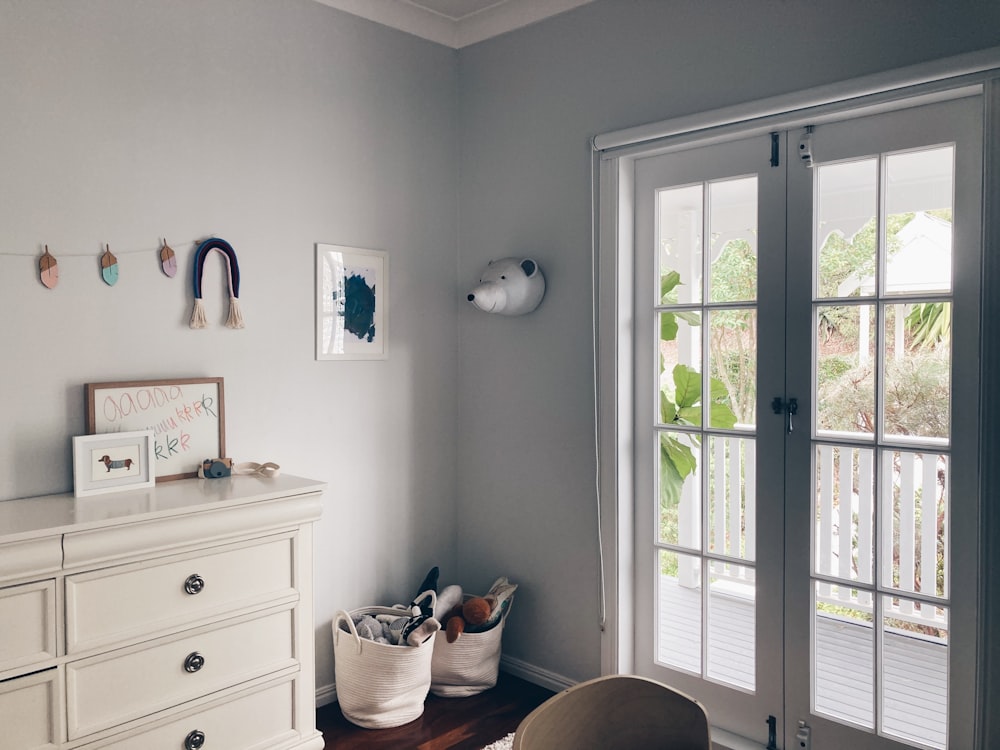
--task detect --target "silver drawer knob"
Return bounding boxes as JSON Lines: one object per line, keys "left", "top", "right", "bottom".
{"left": 184, "top": 574, "right": 205, "bottom": 595}
{"left": 184, "top": 729, "right": 206, "bottom": 749}
{"left": 183, "top": 651, "right": 205, "bottom": 673}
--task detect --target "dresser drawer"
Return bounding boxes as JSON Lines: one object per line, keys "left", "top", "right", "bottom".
{"left": 66, "top": 534, "right": 295, "bottom": 653}
{"left": 67, "top": 607, "right": 296, "bottom": 739}
{"left": 85, "top": 678, "right": 297, "bottom": 750}
{"left": 0, "top": 580, "right": 57, "bottom": 676}
{"left": 0, "top": 669, "right": 61, "bottom": 750}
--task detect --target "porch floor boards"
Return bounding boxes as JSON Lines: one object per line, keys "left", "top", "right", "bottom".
{"left": 658, "top": 576, "right": 947, "bottom": 748}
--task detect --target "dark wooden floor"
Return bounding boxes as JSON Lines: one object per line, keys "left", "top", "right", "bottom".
{"left": 317, "top": 673, "right": 554, "bottom": 749}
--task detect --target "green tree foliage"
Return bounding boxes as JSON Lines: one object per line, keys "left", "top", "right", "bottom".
{"left": 906, "top": 301, "right": 951, "bottom": 349}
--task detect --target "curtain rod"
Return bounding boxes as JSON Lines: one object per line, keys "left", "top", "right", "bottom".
{"left": 592, "top": 45, "right": 1000, "bottom": 154}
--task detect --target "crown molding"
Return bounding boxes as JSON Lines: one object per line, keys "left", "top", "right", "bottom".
{"left": 313, "top": 0, "right": 594, "bottom": 49}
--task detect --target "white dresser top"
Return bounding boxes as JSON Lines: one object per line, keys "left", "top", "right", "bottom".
{"left": 0, "top": 474, "right": 326, "bottom": 545}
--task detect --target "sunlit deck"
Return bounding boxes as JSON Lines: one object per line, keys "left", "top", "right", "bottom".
{"left": 659, "top": 576, "right": 947, "bottom": 749}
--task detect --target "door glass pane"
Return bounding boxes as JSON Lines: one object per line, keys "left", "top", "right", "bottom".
{"left": 881, "top": 450, "right": 948, "bottom": 598}
{"left": 814, "top": 444, "right": 875, "bottom": 586}
{"left": 658, "top": 311, "right": 703, "bottom": 424}
{"left": 659, "top": 184, "right": 703, "bottom": 305}
{"left": 816, "top": 304, "right": 875, "bottom": 439}
{"left": 816, "top": 159, "right": 877, "bottom": 299}
{"left": 884, "top": 147, "right": 954, "bottom": 296}
{"left": 658, "top": 430, "right": 701, "bottom": 549}
{"left": 707, "top": 308, "right": 756, "bottom": 428}
{"left": 883, "top": 303, "right": 951, "bottom": 441}
{"left": 709, "top": 177, "right": 757, "bottom": 303}
{"left": 658, "top": 549, "right": 701, "bottom": 673}
{"left": 882, "top": 598, "right": 948, "bottom": 749}
{"left": 708, "top": 560, "right": 755, "bottom": 689}
{"left": 708, "top": 435, "right": 755, "bottom": 560}
{"left": 814, "top": 586, "right": 874, "bottom": 728}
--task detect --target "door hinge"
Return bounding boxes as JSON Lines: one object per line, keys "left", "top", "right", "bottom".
{"left": 766, "top": 715, "right": 778, "bottom": 750}
{"left": 770, "top": 132, "right": 780, "bottom": 167}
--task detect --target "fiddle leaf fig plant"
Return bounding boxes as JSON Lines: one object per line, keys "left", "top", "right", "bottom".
{"left": 658, "top": 271, "right": 738, "bottom": 510}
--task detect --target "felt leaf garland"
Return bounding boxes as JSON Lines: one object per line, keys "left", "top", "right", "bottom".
{"left": 160, "top": 241, "right": 177, "bottom": 277}
{"left": 39, "top": 245, "right": 58, "bottom": 289}
{"left": 100, "top": 245, "right": 119, "bottom": 286}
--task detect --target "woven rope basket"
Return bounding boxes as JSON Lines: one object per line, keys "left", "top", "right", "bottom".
{"left": 333, "top": 605, "right": 435, "bottom": 728}
{"left": 430, "top": 598, "right": 511, "bottom": 697}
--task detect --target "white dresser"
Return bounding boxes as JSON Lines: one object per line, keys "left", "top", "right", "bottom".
{"left": 0, "top": 474, "right": 326, "bottom": 750}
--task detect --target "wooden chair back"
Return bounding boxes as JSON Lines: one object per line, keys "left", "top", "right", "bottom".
{"left": 512, "top": 674, "right": 710, "bottom": 750}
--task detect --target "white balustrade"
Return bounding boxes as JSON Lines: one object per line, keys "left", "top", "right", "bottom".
{"left": 685, "top": 438, "right": 947, "bottom": 629}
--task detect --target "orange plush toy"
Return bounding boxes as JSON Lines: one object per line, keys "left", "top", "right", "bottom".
{"left": 444, "top": 596, "right": 493, "bottom": 643}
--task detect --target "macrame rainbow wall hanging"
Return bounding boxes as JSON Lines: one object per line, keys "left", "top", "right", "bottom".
{"left": 189, "top": 237, "right": 244, "bottom": 329}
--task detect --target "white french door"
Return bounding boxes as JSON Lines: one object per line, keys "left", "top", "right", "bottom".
{"left": 633, "top": 133, "right": 788, "bottom": 739}
{"left": 629, "top": 94, "right": 982, "bottom": 749}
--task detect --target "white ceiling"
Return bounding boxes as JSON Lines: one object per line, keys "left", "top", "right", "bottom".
{"left": 313, "top": 0, "right": 594, "bottom": 49}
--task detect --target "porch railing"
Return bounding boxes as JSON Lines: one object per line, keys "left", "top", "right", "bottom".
{"left": 686, "top": 437, "right": 948, "bottom": 631}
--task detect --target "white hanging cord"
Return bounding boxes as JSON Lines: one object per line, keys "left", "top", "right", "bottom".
{"left": 591, "top": 143, "right": 607, "bottom": 632}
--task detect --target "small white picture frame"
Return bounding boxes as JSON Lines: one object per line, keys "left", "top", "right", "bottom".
{"left": 72, "top": 430, "right": 156, "bottom": 497}
{"left": 316, "top": 244, "right": 388, "bottom": 360}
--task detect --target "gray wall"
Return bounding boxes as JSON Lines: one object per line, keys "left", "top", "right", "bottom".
{"left": 0, "top": 0, "right": 458, "bottom": 693}
{"left": 456, "top": 0, "right": 1000, "bottom": 686}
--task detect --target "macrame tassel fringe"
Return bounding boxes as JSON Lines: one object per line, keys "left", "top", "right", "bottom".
{"left": 226, "top": 296, "right": 245, "bottom": 329}
{"left": 189, "top": 298, "right": 208, "bottom": 329}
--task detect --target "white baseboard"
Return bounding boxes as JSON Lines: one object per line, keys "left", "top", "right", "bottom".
{"left": 315, "top": 681, "right": 337, "bottom": 707}
{"left": 497, "top": 655, "right": 575, "bottom": 693}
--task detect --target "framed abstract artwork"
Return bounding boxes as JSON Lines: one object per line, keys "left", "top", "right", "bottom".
{"left": 316, "top": 244, "right": 388, "bottom": 360}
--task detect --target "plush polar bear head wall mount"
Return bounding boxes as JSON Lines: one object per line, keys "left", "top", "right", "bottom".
{"left": 466, "top": 258, "right": 545, "bottom": 316}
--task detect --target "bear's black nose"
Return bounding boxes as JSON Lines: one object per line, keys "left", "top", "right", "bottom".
{"left": 467, "top": 294, "right": 475, "bottom": 301}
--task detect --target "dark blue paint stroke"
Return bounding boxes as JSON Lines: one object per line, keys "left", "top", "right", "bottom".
{"left": 344, "top": 273, "right": 376, "bottom": 342}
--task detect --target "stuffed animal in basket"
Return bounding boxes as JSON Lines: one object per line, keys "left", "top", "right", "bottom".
{"left": 435, "top": 577, "right": 518, "bottom": 643}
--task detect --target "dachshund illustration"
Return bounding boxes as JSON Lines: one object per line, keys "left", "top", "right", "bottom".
{"left": 98, "top": 455, "right": 134, "bottom": 472}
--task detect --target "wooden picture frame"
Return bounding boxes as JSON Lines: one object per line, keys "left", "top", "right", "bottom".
{"left": 316, "top": 244, "right": 388, "bottom": 360}
{"left": 72, "top": 430, "right": 156, "bottom": 497}
{"left": 85, "top": 377, "right": 226, "bottom": 482}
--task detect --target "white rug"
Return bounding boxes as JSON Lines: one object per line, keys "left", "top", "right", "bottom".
{"left": 481, "top": 732, "right": 514, "bottom": 750}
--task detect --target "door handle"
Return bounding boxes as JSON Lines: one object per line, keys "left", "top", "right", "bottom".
{"left": 771, "top": 397, "right": 798, "bottom": 434}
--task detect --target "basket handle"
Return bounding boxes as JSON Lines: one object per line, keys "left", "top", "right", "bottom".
{"left": 334, "top": 610, "right": 363, "bottom": 655}
{"left": 500, "top": 595, "right": 514, "bottom": 622}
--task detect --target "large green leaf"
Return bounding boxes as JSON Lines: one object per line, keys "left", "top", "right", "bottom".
{"left": 673, "top": 365, "right": 702, "bottom": 409}
{"left": 659, "top": 446, "right": 683, "bottom": 510}
{"left": 709, "top": 402, "right": 738, "bottom": 429}
{"left": 662, "top": 434, "right": 697, "bottom": 479}
{"left": 660, "top": 270, "right": 682, "bottom": 301}
{"left": 708, "top": 376, "right": 730, "bottom": 401}
{"left": 660, "top": 312, "right": 678, "bottom": 343}
{"left": 676, "top": 405, "right": 702, "bottom": 426}
{"left": 659, "top": 433, "right": 697, "bottom": 511}
{"left": 660, "top": 390, "right": 679, "bottom": 424}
